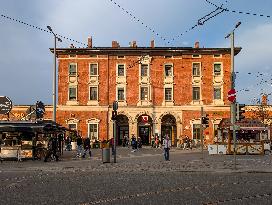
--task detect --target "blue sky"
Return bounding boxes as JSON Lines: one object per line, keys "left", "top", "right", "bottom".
{"left": 0, "top": 0, "right": 272, "bottom": 105}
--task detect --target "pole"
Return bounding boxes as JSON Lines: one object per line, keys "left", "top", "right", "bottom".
{"left": 200, "top": 106, "right": 204, "bottom": 160}
{"left": 230, "top": 31, "right": 237, "bottom": 169}
{"left": 113, "top": 120, "right": 117, "bottom": 163}
{"left": 53, "top": 35, "right": 57, "bottom": 122}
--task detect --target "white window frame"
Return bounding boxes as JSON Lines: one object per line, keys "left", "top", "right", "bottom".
{"left": 192, "top": 86, "right": 200, "bottom": 101}
{"left": 164, "top": 64, "right": 173, "bottom": 77}
{"left": 192, "top": 124, "right": 201, "bottom": 140}
{"left": 117, "top": 86, "right": 125, "bottom": 101}
{"left": 69, "top": 63, "right": 77, "bottom": 76}
{"left": 213, "top": 62, "right": 223, "bottom": 76}
{"left": 192, "top": 62, "right": 201, "bottom": 77}
{"left": 89, "top": 86, "right": 98, "bottom": 101}
{"left": 140, "top": 86, "right": 149, "bottom": 101}
{"left": 68, "top": 86, "right": 77, "bottom": 101}
{"left": 89, "top": 63, "right": 98, "bottom": 76}
{"left": 140, "top": 64, "right": 149, "bottom": 77}
{"left": 68, "top": 123, "right": 77, "bottom": 131}
{"left": 88, "top": 123, "right": 99, "bottom": 140}
{"left": 116, "top": 63, "right": 126, "bottom": 77}
{"left": 213, "top": 54, "right": 222, "bottom": 58}
{"left": 213, "top": 86, "right": 222, "bottom": 100}
{"left": 164, "top": 87, "right": 173, "bottom": 101}
{"left": 192, "top": 54, "right": 201, "bottom": 58}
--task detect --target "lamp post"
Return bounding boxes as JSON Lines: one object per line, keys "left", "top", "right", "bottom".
{"left": 225, "top": 22, "right": 241, "bottom": 169}
{"left": 47, "top": 26, "right": 62, "bottom": 122}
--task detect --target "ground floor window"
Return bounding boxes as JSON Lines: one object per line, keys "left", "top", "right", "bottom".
{"left": 88, "top": 123, "right": 98, "bottom": 140}
{"left": 68, "top": 123, "right": 77, "bottom": 130}
{"left": 193, "top": 124, "right": 201, "bottom": 140}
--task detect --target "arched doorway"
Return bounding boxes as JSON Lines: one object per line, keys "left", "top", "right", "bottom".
{"left": 115, "top": 114, "right": 129, "bottom": 145}
{"left": 161, "top": 114, "right": 177, "bottom": 146}
{"left": 137, "top": 114, "right": 153, "bottom": 145}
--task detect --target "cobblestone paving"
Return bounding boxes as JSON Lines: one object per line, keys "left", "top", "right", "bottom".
{"left": 1, "top": 148, "right": 272, "bottom": 205}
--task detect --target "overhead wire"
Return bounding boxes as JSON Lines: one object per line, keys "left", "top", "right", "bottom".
{"left": 0, "top": 14, "right": 87, "bottom": 47}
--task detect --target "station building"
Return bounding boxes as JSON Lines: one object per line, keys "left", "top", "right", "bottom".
{"left": 1, "top": 39, "right": 242, "bottom": 146}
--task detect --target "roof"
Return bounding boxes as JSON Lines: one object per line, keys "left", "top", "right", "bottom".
{"left": 0, "top": 120, "right": 67, "bottom": 133}
{"left": 50, "top": 47, "right": 242, "bottom": 56}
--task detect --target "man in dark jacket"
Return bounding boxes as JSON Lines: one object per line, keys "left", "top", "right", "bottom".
{"left": 44, "top": 136, "right": 59, "bottom": 162}
{"left": 82, "top": 137, "right": 91, "bottom": 158}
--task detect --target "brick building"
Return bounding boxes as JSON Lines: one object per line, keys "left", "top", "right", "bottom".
{"left": 48, "top": 38, "right": 241, "bottom": 146}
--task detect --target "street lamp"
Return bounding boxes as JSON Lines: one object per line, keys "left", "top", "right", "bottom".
{"left": 225, "top": 21, "right": 241, "bottom": 169}
{"left": 47, "top": 26, "right": 62, "bottom": 122}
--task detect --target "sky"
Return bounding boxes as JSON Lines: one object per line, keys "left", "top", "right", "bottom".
{"left": 0, "top": 0, "right": 272, "bottom": 105}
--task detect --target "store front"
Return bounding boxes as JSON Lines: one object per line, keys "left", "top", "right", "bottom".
{"left": 161, "top": 114, "right": 177, "bottom": 146}
{"left": 115, "top": 114, "right": 129, "bottom": 145}
{"left": 137, "top": 115, "right": 153, "bottom": 145}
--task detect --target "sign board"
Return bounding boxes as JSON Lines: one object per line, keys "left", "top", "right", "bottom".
{"left": 0, "top": 96, "right": 12, "bottom": 114}
{"left": 227, "top": 89, "right": 236, "bottom": 103}
{"left": 142, "top": 115, "right": 148, "bottom": 123}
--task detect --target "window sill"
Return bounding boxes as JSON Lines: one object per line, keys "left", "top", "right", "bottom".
{"left": 66, "top": 100, "right": 79, "bottom": 106}
{"left": 87, "top": 100, "right": 99, "bottom": 106}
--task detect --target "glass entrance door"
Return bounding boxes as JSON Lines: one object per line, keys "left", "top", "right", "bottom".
{"left": 118, "top": 126, "right": 129, "bottom": 145}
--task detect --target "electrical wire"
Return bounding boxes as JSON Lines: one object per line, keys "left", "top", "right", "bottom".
{"left": 205, "top": 0, "right": 271, "bottom": 18}
{"left": 0, "top": 14, "right": 87, "bottom": 47}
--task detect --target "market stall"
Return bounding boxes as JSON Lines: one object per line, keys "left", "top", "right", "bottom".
{"left": 209, "top": 119, "right": 271, "bottom": 155}
{"left": 0, "top": 120, "right": 67, "bottom": 161}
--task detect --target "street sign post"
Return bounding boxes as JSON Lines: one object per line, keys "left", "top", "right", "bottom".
{"left": 228, "top": 89, "right": 236, "bottom": 103}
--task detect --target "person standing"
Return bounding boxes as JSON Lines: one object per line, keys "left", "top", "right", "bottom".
{"left": 76, "top": 135, "right": 83, "bottom": 157}
{"left": 83, "top": 137, "right": 91, "bottom": 158}
{"left": 163, "top": 135, "right": 171, "bottom": 161}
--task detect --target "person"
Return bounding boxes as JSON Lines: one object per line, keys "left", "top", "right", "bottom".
{"left": 82, "top": 137, "right": 91, "bottom": 158}
{"left": 76, "top": 135, "right": 83, "bottom": 157}
{"left": 155, "top": 136, "right": 159, "bottom": 148}
{"left": 65, "top": 135, "right": 72, "bottom": 151}
{"left": 131, "top": 135, "right": 137, "bottom": 152}
{"left": 163, "top": 135, "right": 171, "bottom": 161}
{"left": 137, "top": 137, "right": 142, "bottom": 149}
{"left": 44, "top": 136, "right": 59, "bottom": 162}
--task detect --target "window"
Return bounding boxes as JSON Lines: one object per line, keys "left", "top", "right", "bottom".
{"left": 214, "top": 124, "right": 219, "bottom": 139}
{"left": 117, "top": 56, "right": 125, "bottom": 59}
{"left": 89, "top": 54, "right": 97, "bottom": 58}
{"left": 69, "top": 54, "right": 76, "bottom": 58}
{"left": 192, "top": 54, "right": 200, "bottom": 58}
{"left": 164, "top": 65, "right": 173, "bottom": 76}
{"left": 165, "top": 88, "right": 172, "bottom": 101}
{"left": 192, "top": 63, "right": 201, "bottom": 76}
{"left": 68, "top": 123, "right": 77, "bottom": 130}
{"left": 214, "top": 63, "right": 222, "bottom": 76}
{"left": 90, "top": 64, "right": 98, "bottom": 76}
{"left": 164, "top": 55, "right": 172, "bottom": 59}
{"left": 214, "top": 54, "right": 221, "bottom": 58}
{"left": 214, "top": 87, "right": 221, "bottom": 100}
{"left": 140, "top": 87, "right": 148, "bottom": 100}
{"left": 90, "top": 87, "right": 98, "bottom": 100}
{"left": 193, "top": 87, "right": 200, "bottom": 100}
{"left": 88, "top": 124, "right": 98, "bottom": 140}
{"left": 193, "top": 124, "right": 201, "bottom": 140}
{"left": 69, "top": 87, "right": 77, "bottom": 101}
{"left": 117, "top": 64, "right": 125, "bottom": 76}
{"left": 118, "top": 87, "right": 125, "bottom": 101}
{"left": 69, "top": 64, "right": 77, "bottom": 76}
{"left": 141, "top": 64, "right": 148, "bottom": 76}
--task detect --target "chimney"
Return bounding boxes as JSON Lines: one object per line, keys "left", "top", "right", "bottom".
{"left": 194, "top": 41, "right": 199, "bottom": 48}
{"left": 87, "top": 37, "right": 92, "bottom": 48}
{"left": 132, "top": 41, "right": 137, "bottom": 47}
{"left": 112, "top": 41, "right": 120, "bottom": 48}
{"left": 150, "top": 40, "right": 155, "bottom": 48}
{"left": 262, "top": 95, "right": 268, "bottom": 105}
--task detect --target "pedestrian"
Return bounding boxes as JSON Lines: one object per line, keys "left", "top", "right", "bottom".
{"left": 82, "top": 137, "right": 92, "bottom": 158}
{"left": 131, "top": 134, "right": 137, "bottom": 152}
{"left": 44, "top": 136, "right": 59, "bottom": 162}
{"left": 76, "top": 135, "right": 83, "bottom": 157}
{"left": 163, "top": 135, "right": 171, "bottom": 161}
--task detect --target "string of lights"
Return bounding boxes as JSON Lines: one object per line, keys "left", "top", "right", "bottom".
{"left": 0, "top": 14, "right": 87, "bottom": 47}
{"left": 108, "top": 0, "right": 169, "bottom": 44}
{"left": 205, "top": 0, "right": 271, "bottom": 18}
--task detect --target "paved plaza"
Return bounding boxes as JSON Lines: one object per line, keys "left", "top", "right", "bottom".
{"left": 1, "top": 147, "right": 272, "bottom": 205}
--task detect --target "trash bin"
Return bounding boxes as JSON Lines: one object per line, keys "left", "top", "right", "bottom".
{"left": 102, "top": 148, "right": 110, "bottom": 163}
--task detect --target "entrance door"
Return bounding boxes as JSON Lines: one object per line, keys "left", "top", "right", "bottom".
{"left": 139, "top": 126, "right": 150, "bottom": 145}
{"left": 161, "top": 125, "right": 172, "bottom": 140}
{"left": 118, "top": 126, "right": 129, "bottom": 145}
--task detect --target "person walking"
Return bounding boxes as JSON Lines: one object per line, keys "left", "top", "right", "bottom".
{"left": 44, "top": 136, "right": 59, "bottom": 162}
{"left": 163, "top": 135, "right": 171, "bottom": 161}
{"left": 76, "top": 135, "right": 83, "bottom": 158}
{"left": 82, "top": 137, "right": 91, "bottom": 158}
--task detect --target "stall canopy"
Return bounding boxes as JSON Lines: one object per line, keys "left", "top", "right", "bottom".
{"left": 0, "top": 120, "right": 67, "bottom": 133}
{"left": 218, "top": 118, "right": 269, "bottom": 131}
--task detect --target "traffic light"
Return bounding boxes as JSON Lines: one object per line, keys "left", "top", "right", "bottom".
{"left": 111, "top": 110, "right": 117, "bottom": 120}
{"left": 36, "top": 101, "right": 45, "bottom": 119}
{"left": 201, "top": 115, "right": 209, "bottom": 128}
{"left": 236, "top": 103, "right": 245, "bottom": 121}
